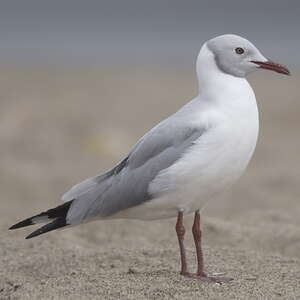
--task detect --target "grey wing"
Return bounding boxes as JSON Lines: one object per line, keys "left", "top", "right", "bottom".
{"left": 65, "top": 117, "right": 205, "bottom": 224}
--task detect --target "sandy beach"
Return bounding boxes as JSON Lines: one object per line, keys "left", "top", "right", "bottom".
{"left": 1, "top": 64, "right": 299, "bottom": 299}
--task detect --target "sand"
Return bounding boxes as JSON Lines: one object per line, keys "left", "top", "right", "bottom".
{"left": 1, "top": 64, "right": 299, "bottom": 299}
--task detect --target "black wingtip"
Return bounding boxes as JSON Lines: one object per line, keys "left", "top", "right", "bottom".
{"left": 9, "top": 218, "right": 34, "bottom": 230}
{"left": 25, "top": 218, "right": 68, "bottom": 239}
{"left": 25, "top": 226, "right": 46, "bottom": 239}
{"left": 25, "top": 230, "right": 42, "bottom": 239}
{"left": 9, "top": 200, "right": 73, "bottom": 231}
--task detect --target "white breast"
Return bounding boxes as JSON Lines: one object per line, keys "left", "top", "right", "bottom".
{"left": 114, "top": 79, "right": 259, "bottom": 220}
{"left": 146, "top": 96, "right": 258, "bottom": 220}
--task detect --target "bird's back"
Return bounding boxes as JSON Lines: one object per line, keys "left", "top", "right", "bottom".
{"left": 63, "top": 102, "right": 206, "bottom": 223}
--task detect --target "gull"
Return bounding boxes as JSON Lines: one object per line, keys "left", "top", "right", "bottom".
{"left": 10, "top": 34, "right": 290, "bottom": 282}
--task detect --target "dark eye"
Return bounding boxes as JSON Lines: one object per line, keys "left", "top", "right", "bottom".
{"left": 235, "top": 47, "right": 244, "bottom": 55}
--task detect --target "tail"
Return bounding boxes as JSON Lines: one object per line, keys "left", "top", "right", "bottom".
{"left": 9, "top": 200, "right": 73, "bottom": 239}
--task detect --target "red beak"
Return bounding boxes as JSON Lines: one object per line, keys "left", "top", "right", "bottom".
{"left": 251, "top": 60, "right": 290, "bottom": 75}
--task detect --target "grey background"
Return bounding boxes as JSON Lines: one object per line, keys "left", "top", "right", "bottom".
{"left": 0, "top": 0, "right": 298, "bottom": 64}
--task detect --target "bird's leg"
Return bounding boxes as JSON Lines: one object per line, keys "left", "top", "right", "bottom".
{"left": 175, "top": 211, "right": 189, "bottom": 276}
{"left": 192, "top": 210, "right": 205, "bottom": 277}
{"left": 192, "top": 210, "right": 233, "bottom": 283}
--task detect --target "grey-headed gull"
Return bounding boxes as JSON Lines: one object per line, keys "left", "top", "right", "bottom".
{"left": 10, "top": 34, "right": 290, "bottom": 282}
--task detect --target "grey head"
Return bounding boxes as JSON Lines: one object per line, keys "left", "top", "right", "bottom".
{"left": 205, "top": 34, "right": 290, "bottom": 77}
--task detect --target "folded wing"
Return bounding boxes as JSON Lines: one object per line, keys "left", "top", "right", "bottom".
{"left": 65, "top": 116, "right": 205, "bottom": 224}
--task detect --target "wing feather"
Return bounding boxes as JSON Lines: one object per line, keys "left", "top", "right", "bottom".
{"left": 64, "top": 114, "right": 205, "bottom": 224}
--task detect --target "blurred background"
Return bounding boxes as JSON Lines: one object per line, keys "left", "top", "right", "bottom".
{"left": 0, "top": 0, "right": 299, "bottom": 64}
{"left": 0, "top": 1, "right": 300, "bottom": 298}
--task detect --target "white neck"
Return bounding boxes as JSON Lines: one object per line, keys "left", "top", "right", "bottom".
{"left": 196, "top": 44, "right": 254, "bottom": 104}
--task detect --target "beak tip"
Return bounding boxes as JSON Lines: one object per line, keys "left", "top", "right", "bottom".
{"left": 279, "top": 68, "right": 291, "bottom": 76}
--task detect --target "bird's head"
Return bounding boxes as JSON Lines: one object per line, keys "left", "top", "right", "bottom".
{"left": 200, "top": 34, "right": 290, "bottom": 78}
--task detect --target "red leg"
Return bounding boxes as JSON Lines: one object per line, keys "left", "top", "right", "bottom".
{"left": 175, "top": 211, "right": 189, "bottom": 276}
{"left": 192, "top": 210, "right": 205, "bottom": 276}
{"left": 192, "top": 210, "right": 233, "bottom": 283}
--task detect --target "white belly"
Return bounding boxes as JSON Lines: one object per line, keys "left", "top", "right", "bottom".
{"left": 112, "top": 70, "right": 259, "bottom": 220}
{"left": 113, "top": 108, "right": 259, "bottom": 220}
